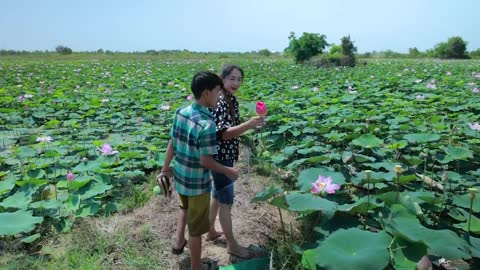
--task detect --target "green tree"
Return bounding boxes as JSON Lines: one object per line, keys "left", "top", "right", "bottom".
{"left": 434, "top": 36, "right": 468, "bottom": 59}
{"left": 285, "top": 32, "right": 329, "bottom": 63}
{"left": 340, "top": 35, "right": 357, "bottom": 57}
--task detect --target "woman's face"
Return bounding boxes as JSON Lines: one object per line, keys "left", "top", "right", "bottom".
{"left": 223, "top": 68, "right": 243, "bottom": 94}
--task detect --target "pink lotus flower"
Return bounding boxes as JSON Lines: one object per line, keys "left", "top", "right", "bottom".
{"left": 417, "top": 256, "right": 432, "bottom": 270}
{"left": 426, "top": 82, "right": 436, "bottom": 89}
{"left": 256, "top": 101, "right": 267, "bottom": 117}
{"left": 186, "top": 95, "right": 193, "bottom": 100}
{"left": 416, "top": 94, "right": 425, "bottom": 100}
{"left": 311, "top": 175, "right": 340, "bottom": 195}
{"left": 67, "top": 172, "right": 75, "bottom": 181}
{"left": 473, "top": 87, "right": 480, "bottom": 93}
{"left": 99, "top": 143, "right": 119, "bottom": 155}
{"left": 469, "top": 122, "right": 480, "bottom": 131}
{"left": 18, "top": 95, "right": 25, "bottom": 102}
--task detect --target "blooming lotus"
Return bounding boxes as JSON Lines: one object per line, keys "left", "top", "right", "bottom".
{"left": 469, "top": 122, "right": 480, "bottom": 131}
{"left": 312, "top": 86, "right": 319, "bottom": 92}
{"left": 186, "top": 95, "right": 193, "bottom": 100}
{"left": 36, "top": 136, "right": 53, "bottom": 143}
{"left": 67, "top": 172, "right": 75, "bottom": 181}
{"left": 99, "top": 143, "right": 119, "bottom": 155}
{"left": 18, "top": 95, "right": 25, "bottom": 102}
{"left": 256, "top": 101, "right": 267, "bottom": 117}
{"left": 101, "top": 98, "right": 109, "bottom": 103}
{"left": 473, "top": 88, "right": 480, "bottom": 93}
{"left": 24, "top": 94, "right": 33, "bottom": 98}
{"left": 416, "top": 94, "right": 425, "bottom": 100}
{"left": 426, "top": 82, "right": 436, "bottom": 89}
{"left": 291, "top": 85, "right": 299, "bottom": 90}
{"left": 160, "top": 104, "right": 171, "bottom": 110}
{"left": 446, "top": 71, "right": 452, "bottom": 76}
{"left": 311, "top": 175, "right": 340, "bottom": 195}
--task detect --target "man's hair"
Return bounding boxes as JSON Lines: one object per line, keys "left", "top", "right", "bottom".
{"left": 191, "top": 71, "right": 223, "bottom": 99}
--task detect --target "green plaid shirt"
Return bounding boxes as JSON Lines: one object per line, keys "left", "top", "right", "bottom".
{"left": 170, "top": 102, "right": 217, "bottom": 196}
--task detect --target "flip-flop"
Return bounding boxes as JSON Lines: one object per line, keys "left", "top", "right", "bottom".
{"left": 206, "top": 232, "right": 224, "bottom": 242}
{"left": 227, "top": 249, "right": 256, "bottom": 259}
{"left": 171, "top": 240, "right": 187, "bottom": 255}
{"left": 157, "top": 174, "right": 172, "bottom": 199}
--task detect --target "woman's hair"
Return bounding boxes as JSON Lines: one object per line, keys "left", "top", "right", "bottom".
{"left": 219, "top": 64, "right": 244, "bottom": 124}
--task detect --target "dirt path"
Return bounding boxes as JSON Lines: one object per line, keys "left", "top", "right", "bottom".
{"left": 152, "top": 173, "right": 282, "bottom": 268}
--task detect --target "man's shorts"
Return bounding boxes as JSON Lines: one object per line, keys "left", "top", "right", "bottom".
{"left": 212, "top": 159, "right": 235, "bottom": 205}
{"left": 178, "top": 192, "right": 210, "bottom": 236}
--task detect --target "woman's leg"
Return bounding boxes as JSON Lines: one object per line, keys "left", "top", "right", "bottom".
{"left": 207, "top": 197, "right": 222, "bottom": 240}
{"left": 218, "top": 203, "right": 252, "bottom": 258}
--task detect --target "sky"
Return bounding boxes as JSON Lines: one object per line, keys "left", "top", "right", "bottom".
{"left": 1, "top": 0, "right": 479, "bottom": 53}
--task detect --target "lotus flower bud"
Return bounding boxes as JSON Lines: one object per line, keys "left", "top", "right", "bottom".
{"left": 256, "top": 101, "right": 267, "bottom": 117}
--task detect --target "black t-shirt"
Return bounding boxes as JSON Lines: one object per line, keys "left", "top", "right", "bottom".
{"left": 211, "top": 92, "right": 240, "bottom": 161}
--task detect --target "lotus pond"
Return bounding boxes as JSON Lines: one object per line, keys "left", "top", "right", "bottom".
{"left": 1, "top": 58, "right": 480, "bottom": 269}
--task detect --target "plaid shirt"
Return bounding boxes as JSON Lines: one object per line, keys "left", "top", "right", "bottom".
{"left": 170, "top": 102, "right": 218, "bottom": 196}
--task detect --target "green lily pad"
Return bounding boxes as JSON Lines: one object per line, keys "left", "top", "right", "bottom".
{"left": 352, "top": 134, "right": 384, "bottom": 148}
{"left": 0, "top": 210, "right": 43, "bottom": 236}
{"left": 403, "top": 133, "right": 441, "bottom": 143}
{"left": 303, "top": 228, "right": 392, "bottom": 270}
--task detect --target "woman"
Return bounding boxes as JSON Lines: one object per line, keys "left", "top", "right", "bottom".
{"left": 206, "top": 64, "right": 266, "bottom": 259}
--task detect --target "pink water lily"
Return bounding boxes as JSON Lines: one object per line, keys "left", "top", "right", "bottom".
{"left": 469, "top": 122, "right": 480, "bottom": 131}
{"left": 256, "top": 101, "right": 267, "bottom": 116}
{"left": 311, "top": 175, "right": 340, "bottom": 195}
{"left": 99, "top": 143, "right": 119, "bottom": 155}
{"left": 67, "top": 172, "right": 75, "bottom": 181}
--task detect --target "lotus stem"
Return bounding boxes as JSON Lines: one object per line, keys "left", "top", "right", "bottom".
{"left": 468, "top": 188, "right": 477, "bottom": 233}
{"left": 277, "top": 205, "right": 286, "bottom": 242}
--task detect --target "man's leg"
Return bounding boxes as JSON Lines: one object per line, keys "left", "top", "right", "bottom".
{"left": 174, "top": 208, "right": 187, "bottom": 249}
{"left": 189, "top": 235, "right": 202, "bottom": 270}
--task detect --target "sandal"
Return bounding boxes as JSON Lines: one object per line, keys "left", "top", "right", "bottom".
{"left": 171, "top": 240, "right": 187, "bottom": 255}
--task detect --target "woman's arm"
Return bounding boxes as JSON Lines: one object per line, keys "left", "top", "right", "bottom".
{"left": 220, "top": 116, "right": 265, "bottom": 140}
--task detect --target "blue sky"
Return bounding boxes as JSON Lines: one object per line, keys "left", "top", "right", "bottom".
{"left": 1, "top": 0, "right": 478, "bottom": 53}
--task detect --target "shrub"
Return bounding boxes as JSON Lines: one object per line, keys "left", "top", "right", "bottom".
{"left": 55, "top": 45, "right": 73, "bottom": 55}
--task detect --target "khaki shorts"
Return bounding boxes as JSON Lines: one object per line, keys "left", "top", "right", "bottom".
{"left": 179, "top": 193, "right": 210, "bottom": 237}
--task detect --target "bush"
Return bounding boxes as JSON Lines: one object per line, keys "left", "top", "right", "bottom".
{"left": 284, "top": 32, "right": 329, "bottom": 63}
{"left": 55, "top": 45, "right": 73, "bottom": 55}
{"left": 470, "top": 48, "right": 480, "bottom": 59}
{"left": 307, "top": 53, "right": 355, "bottom": 68}
{"left": 329, "top": 44, "right": 341, "bottom": 54}
{"left": 258, "top": 49, "right": 272, "bottom": 57}
{"left": 433, "top": 36, "right": 469, "bottom": 59}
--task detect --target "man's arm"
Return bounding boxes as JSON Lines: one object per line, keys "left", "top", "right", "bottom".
{"left": 159, "top": 139, "right": 174, "bottom": 175}
{"left": 200, "top": 155, "right": 239, "bottom": 181}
